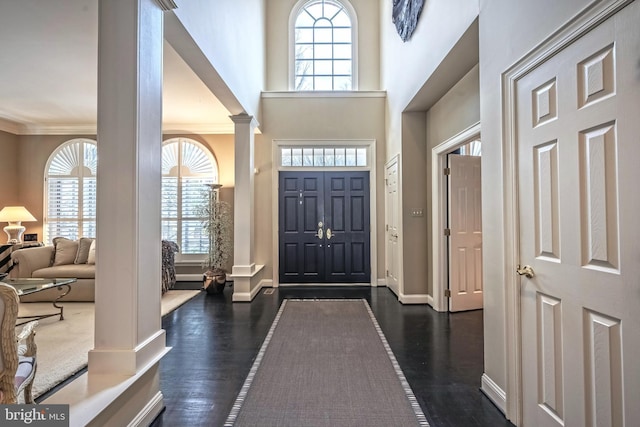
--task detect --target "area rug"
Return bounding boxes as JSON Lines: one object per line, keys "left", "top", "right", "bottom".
{"left": 225, "top": 299, "right": 429, "bottom": 427}
{"left": 17, "top": 289, "right": 200, "bottom": 398}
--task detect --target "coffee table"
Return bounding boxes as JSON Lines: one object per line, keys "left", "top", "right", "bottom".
{"left": 1, "top": 277, "right": 78, "bottom": 326}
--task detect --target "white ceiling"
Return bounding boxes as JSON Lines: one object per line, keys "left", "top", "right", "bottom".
{"left": 0, "top": 0, "right": 232, "bottom": 135}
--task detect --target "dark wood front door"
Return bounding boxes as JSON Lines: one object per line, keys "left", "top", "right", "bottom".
{"left": 279, "top": 171, "right": 370, "bottom": 284}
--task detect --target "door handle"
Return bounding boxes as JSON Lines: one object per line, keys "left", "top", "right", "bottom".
{"left": 516, "top": 265, "right": 535, "bottom": 279}
{"left": 316, "top": 228, "right": 323, "bottom": 239}
{"left": 326, "top": 228, "right": 332, "bottom": 240}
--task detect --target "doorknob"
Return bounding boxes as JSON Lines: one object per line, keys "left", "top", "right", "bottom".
{"left": 315, "top": 228, "right": 323, "bottom": 239}
{"left": 326, "top": 228, "right": 332, "bottom": 240}
{"left": 516, "top": 265, "right": 535, "bottom": 278}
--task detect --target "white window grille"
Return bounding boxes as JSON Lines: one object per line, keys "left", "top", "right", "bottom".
{"left": 280, "top": 146, "right": 367, "bottom": 167}
{"left": 293, "top": 0, "right": 354, "bottom": 90}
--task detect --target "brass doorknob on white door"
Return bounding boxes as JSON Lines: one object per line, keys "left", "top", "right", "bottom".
{"left": 516, "top": 265, "right": 535, "bottom": 278}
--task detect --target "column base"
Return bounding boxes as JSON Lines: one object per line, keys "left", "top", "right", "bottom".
{"left": 88, "top": 329, "right": 167, "bottom": 375}
{"left": 230, "top": 264, "right": 265, "bottom": 302}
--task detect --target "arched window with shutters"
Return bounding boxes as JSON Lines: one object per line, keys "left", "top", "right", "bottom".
{"left": 162, "top": 138, "right": 219, "bottom": 256}
{"left": 44, "top": 139, "right": 97, "bottom": 244}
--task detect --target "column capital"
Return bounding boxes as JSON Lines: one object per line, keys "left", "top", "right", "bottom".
{"left": 155, "top": 0, "right": 178, "bottom": 11}
{"left": 230, "top": 113, "right": 259, "bottom": 129}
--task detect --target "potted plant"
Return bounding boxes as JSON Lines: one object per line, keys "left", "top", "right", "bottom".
{"left": 197, "top": 184, "right": 232, "bottom": 294}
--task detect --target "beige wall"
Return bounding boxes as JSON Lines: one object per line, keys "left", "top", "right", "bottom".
{"left": 265, "top": 0, "right": 380, "bottom": 91}
{"left": 0, "top": 130, "right": 19, "bottom": 209}
{"left": 259, "top": 95, "right": 386, "bottom": 280}
{"left": 424, "top": 64, "right": 480, "bottom": 296}
{"left": 479, "top": 0, "right": 594, "bottom": 408}
{"left": 12, "top": 133, "right": 234, "bottom": 249}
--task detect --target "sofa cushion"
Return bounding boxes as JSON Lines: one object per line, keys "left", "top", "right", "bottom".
{"left": 52, "top": 237, "right": 79, "bottom": 266}
{"left": 33, "top": 264, "right": 95, "bottom": 279}
{"left": 75, "top": 237, "right": 94, "bottom": 264}
{"left": 87, "top": 240, "right": 96, "bottom": 265}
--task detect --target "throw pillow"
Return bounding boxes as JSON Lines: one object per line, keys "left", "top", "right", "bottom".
{"left": 52, "top": 237, "right": 79, "bottom": 266}
{"left": 74, "top": 237, "right": 94, "bottom": 264}
{"left": 87, "top": 239, "right": 96, "bottom": 265}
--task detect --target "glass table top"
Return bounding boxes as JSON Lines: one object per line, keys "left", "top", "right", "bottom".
{"left": 0, "top": 278, "right": 77, "bottom": 296}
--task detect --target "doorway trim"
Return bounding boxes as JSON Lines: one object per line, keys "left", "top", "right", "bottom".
{"left": 271, "top": 139, "right": 378, "bottom": 287}
{"left": 431, "top": 122, "right": 481, "bottom": 312}
{"left": 500, "top": 0, "right": 631, "bottom": 423}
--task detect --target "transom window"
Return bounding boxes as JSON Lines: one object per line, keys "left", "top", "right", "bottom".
{"left": 293, "top": 0, "right": 354, "bottom": 90}
{"left": 280, "top": 146, "right": 367, "bottom": 167}
{"left": 162, "top": 138, "right": 219, "bottom": 255}
{"left": 44, "top": 139, "right": 97, "bottom": 244}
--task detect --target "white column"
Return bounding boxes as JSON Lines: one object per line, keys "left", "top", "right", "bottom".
{"left": 90, "top": 0, "right": 166, "bottom": 375}
{"left": 231, "top": 114, "right": 264, "bottom": 301}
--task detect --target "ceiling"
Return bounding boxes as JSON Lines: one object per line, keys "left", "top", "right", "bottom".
{"left": 0, "top": 0, "right": 232, "bottom": 135}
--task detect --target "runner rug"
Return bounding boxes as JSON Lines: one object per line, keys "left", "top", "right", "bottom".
{"left": 225, "top": 299, "right": 429, "bottom": 426}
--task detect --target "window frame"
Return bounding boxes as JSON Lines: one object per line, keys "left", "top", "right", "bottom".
{"left": 161, "top": 137, "right": 220, "bottom": 260}
{"left": 43, "top": 138, "right": 97, "bottom": 245}
{"left": 289, "top": 0, "right": 358, "bottom": 91}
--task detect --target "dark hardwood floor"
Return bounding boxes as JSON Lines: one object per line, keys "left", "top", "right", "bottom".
{"left": 151, "top": 284, "right": 515, "bottom": 427}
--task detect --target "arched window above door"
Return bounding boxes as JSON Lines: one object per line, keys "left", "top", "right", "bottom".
{"left": 291, "top": 0, "right": 357, "bottom": 91}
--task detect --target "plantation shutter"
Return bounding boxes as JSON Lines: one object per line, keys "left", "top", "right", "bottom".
{"left": 161, "top": 138, "right": 218, "bottom": 255}
{"left": 45, "top": 139, "right": 97, "bottom": 244}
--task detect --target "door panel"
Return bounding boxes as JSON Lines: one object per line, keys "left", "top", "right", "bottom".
{"left": 517, "top": 4, "right": 640, "bottom": 426}
{"left": 279, "top": 172, "right": 324, "bottom": 283}
{"left": 279, "top": 171, "right": 370, "bottom": 283}
{"left": 448, "top": 154, "right": 483, "bottom": 311}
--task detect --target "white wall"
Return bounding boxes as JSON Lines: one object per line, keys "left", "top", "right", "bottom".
{"left": 168, "top": 0, "right": 266, "bottom": 119}
{"left": 479, "top": 0, "right": 596, "bottom": 414}
{"left": 380, "top": 0, "right": 479, "bottom": 157}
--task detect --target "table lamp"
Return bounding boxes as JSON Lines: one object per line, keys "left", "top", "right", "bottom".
{"left": 0, "top": 206, "right": 37, "bottom": 244}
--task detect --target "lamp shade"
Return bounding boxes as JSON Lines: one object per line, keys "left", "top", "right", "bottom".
{"left": 0, "top": 206, "right": 37, "bottom": 222}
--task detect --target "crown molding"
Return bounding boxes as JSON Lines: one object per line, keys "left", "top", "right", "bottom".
{"left": 0, "top": 118, "right": 238, "bottom": 136}
{"left": 0, "top": 117, "right": 22, "bottom": 135}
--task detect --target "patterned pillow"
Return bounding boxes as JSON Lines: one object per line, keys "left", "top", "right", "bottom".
{"left": 52, "top": 237, "right": 79, "bottom": 266}
{"left": 74, "top": 237, "right": 94, "bottom": 264}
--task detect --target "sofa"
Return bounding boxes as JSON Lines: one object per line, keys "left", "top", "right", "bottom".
{"left": 9, "top": 238, "right": 179, "bottom": 302}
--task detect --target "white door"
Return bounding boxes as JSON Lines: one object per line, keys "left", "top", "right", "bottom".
{"left": 448, "top": 154, "right": 483, "bottom": 312}
{"left": 385, "top": 158, "right": 400, "bottom": 294}
{"left": 517, "top": 3, "right": 640, "bottom": 426}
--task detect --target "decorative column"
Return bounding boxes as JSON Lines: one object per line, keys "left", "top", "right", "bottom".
{"left": 90, "top": 0, "right": 167, "bottom": 378}
{"left": 231, "top": 114, "right": 263, "bottom": 301}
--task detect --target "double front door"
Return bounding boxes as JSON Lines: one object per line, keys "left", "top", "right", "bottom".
{"left": 279, "top": 171, "right": 370, "bottom": 284}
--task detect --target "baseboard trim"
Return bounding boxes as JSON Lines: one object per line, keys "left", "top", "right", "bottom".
{"left": 129, "top": 391, "right": 164, "bottom": 427}
{"left": 176, "top": 273, "right": 202, "bottom": 282}
{"left": 232, "top": 278, "right": 272, "bottom": 302}
{"left": 398, "top": 293, "right": 430, "bottom": 304}
{"left": 481, "top": 373, "right": 506, "bottom": 414}
{"left": 375, "top": 278, "right": 386, "bottom": 287}
{"left": 426, "top": 294, "right": 434, "bottom": 308}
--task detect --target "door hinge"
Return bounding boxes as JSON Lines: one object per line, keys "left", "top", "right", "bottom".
{"left": 386, "top": 270, "right": 389, "bottom": 277}
{"left": 443, "top": 167, "right": 451, "bottom": 175}
{"left": 385, "top": 178, "right": 388, "bottom": 185}
{"left": 444, "top": 289, "right": 451, "bottom": 298}
{"left": 444, "top": 228, "right": 451, "bottom": 236}
{"left": 386, "top": 224, "right": 389, "bottom": 231}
